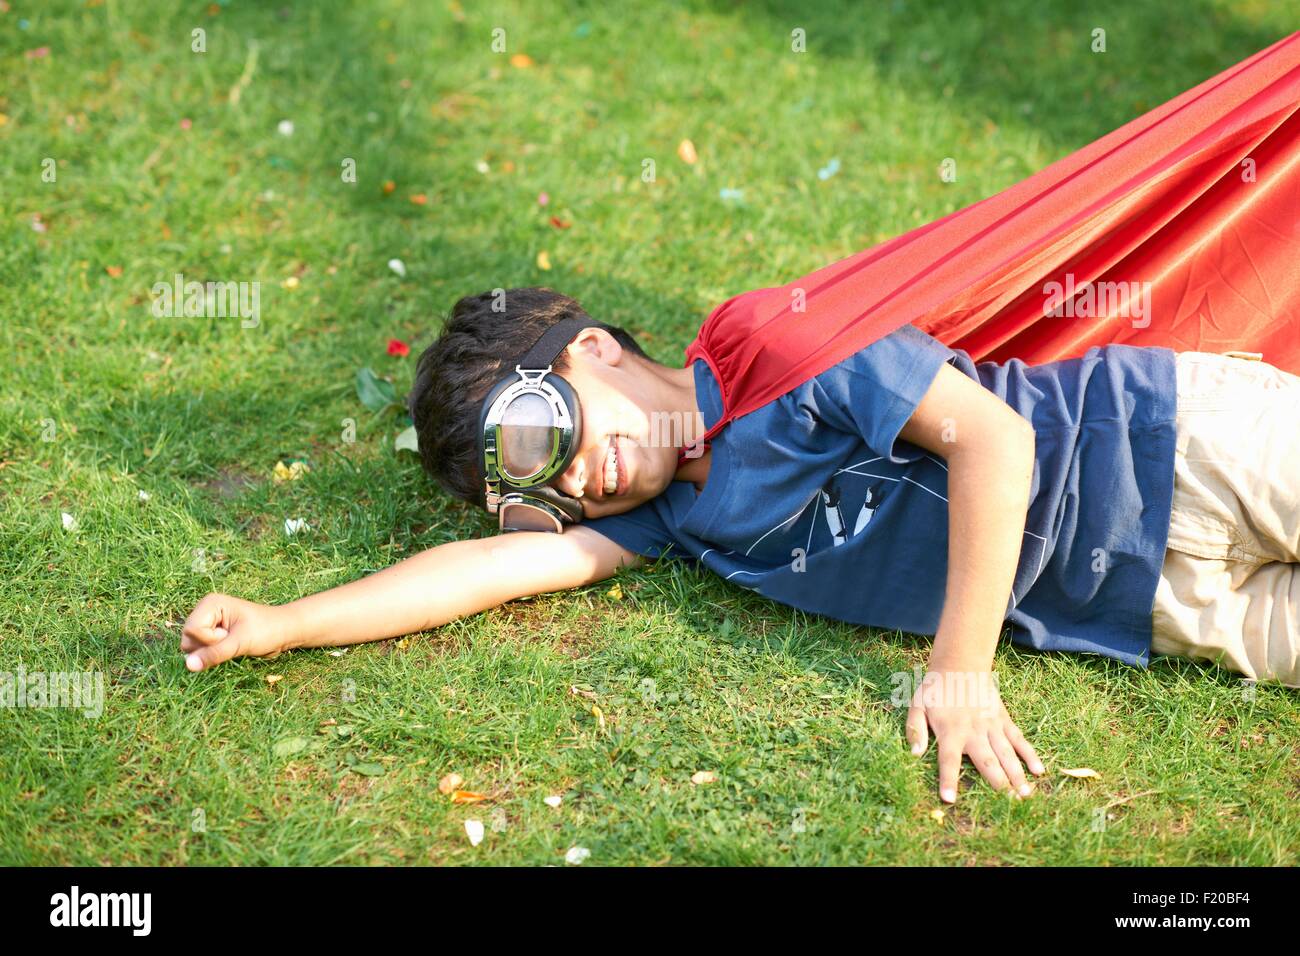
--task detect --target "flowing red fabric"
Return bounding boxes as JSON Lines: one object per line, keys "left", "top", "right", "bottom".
{"left": 684, "top": 32, "right": 1300, "bottom": 443}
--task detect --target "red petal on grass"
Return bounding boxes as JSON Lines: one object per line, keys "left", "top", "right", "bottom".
{"left": 387, "top": 338, "right": 411, "bottom": 357}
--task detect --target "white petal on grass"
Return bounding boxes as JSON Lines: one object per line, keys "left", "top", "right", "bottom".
{"left": 61, "top": 512, "right": 77, "bottom": 531}
{"left": 284, "top": 517, "right": 310, "bottom": 536}
{"left": 138, "top": 490, "right": 151, "bottom": 501}
{"left": 277, "top": 119, "right": 294, "bottom": 136}
{"left": 464, "top": 819, "right": 485, "bottom": 847}
{"left": 387, "top": 258, "right": 407, "bottom": 278}
{"left": 564, "top": 846, "right": 590, "bottom": 865}
{"left": 543, "top": 795, "right": 563, "bottom": 808}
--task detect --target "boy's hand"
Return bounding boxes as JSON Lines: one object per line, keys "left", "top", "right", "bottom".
{"left": 905, "top": 669, "right": 1045, "bottom": 804}
{"left": 180, "top": 593, "right": 292, "bottom": 672}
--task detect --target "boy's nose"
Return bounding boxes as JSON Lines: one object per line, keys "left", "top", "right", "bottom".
{"left": 554, "top": 456, "right": 586, "bottom": 499}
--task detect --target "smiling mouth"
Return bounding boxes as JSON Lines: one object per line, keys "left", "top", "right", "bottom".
{"left": 602, "top": 436, "right": 626, "bottom": 497}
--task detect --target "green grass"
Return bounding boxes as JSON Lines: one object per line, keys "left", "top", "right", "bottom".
{"left": 1, "top": 0, "right": 1298, "bottom": 865}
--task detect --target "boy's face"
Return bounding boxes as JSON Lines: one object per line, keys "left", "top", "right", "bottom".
{"left": 544, "top": 328, "right": 688, "bottom": 519}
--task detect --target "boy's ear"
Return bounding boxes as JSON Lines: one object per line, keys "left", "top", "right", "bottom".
{"left": 566, "top": 327, "right": 624, "bottom": 367}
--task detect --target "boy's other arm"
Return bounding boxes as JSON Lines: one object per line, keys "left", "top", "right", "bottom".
{"left": 895, "top": 362, "right": 1045, "bottom": 801}
{"left": 180, "top": 526, "right": 642, "bottom": 671}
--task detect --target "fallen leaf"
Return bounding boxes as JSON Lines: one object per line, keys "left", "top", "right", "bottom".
{"left": 355, "top": 367, "right": 398, "bottom": 411}
{"left": 451, "top": 790, "right": 487, "bottom": 804}
{"left": 438, "top": 772, "right": 464, "bottom": 795}
{"left": 272, "top": 736, "right": 311, "bottom": 758}
{"left": 677, "top": 139, "right": 698, "bottom": 164}
{"left": 394, "top": 425, "right": 419, "bottom": 453}
{"left": 690, "top": 771, "right": 716, "bottom": 785}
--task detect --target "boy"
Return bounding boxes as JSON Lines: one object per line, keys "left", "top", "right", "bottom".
{"left": 180, "top": 287, "right": 1300, "bottom": 804}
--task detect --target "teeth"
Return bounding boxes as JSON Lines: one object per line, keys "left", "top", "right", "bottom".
{"left": 604, "top": 439, "right": 618, "bottom": 495}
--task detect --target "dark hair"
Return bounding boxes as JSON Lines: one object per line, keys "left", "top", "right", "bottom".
{"left": 408, "top": 287, "right": 651, "bottom": 506}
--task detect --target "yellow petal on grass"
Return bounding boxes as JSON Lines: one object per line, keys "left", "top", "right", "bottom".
{"left": 272, "top": 460, "right": 311, "bottom": 483}
{"left": 509, "top": 53, "right": 534, "bottom": 68}
{"left": 929, "top": 808, "right": 946, "bottom": 822}
{"left": 438, "top": 772, "right": 464, "bottom": 795}
{"left": 590, "top": 704, "right": 606, "bottom": 731}
{"left": 451, "top": 790, "right": 488, "bottom": 804}
{"left": 265, "top": 674, "right": 283, "bottom": 686}
{"left": 536, "top": 249, "right": 551, "bottom": 271}
{"left": 690, "top": 771, "right": 716, "bottom": 786}
{"left": 1061, "top": 768, "right": 1102, "bottom": 779}
{"left": 606, "top": 583, "right": 623, "bottom": 600}
{"left": 677, "top": 139, "right": 698, "bottom": 165}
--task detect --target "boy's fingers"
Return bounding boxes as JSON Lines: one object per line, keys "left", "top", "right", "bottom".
{"left": 182, "top": 594, "right": 232, "bottom": 646}
{"left": 989, "top": 732, "right": 1030, "bottom": 796}
{"left": 905, "top": 703, "right": 928, "bottom": 756}
{"left": 185, "top": 634, "right": 241, "bottom": 673}
{"left": 967, "top": 739, "right": 1010, "bottom": 794}
{"left": 180, "top": 626, "right": 228, "bottom": 653}
{"left": 937, "top": 737, "right": 963, "bottom": 804}
{"left": 1004, "top": 721, "right": 1045, "bottom": 775}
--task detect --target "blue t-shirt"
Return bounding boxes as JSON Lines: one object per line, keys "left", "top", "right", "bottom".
{"left": 584, "top": 325, "right": 1178, "bottom": 666}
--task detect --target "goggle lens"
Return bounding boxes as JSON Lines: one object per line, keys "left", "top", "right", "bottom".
{"left": 499, "top": 392, "right": 559, "bottom": 479}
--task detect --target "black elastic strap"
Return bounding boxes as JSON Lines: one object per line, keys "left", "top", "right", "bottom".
{"left": 516, "top": 316, "right": 591, "bottom": 370}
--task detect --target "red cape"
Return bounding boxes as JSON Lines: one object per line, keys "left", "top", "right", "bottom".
{"left": 684, "top": 32, "right": 1300, "bottom": 444}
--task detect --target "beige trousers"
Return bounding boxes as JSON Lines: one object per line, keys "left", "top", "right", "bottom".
{"left": 1151, "top": 351, "right": 1300, "bottom": 687}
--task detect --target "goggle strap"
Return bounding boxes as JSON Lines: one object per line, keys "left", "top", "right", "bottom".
{"left": 516, "top": 316, "right": 593, "bottom": 370}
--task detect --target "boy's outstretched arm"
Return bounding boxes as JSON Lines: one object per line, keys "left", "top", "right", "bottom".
{"left": 896, "top": 363, "right": 1046, "bottom": 803}
{"left": 180, "top": 526, "right": 642, "bottom": 672}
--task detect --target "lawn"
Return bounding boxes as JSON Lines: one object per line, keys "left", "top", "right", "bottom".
{"left": 1, "top": 0, "right": 1297, "bottom": 865}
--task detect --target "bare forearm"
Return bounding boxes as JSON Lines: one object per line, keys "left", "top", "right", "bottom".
{"left": 930, "top": 423, "right": 1035, "bottom": 671}
{"left": 279, "top": 539, "right": 515, "bottom": 650}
